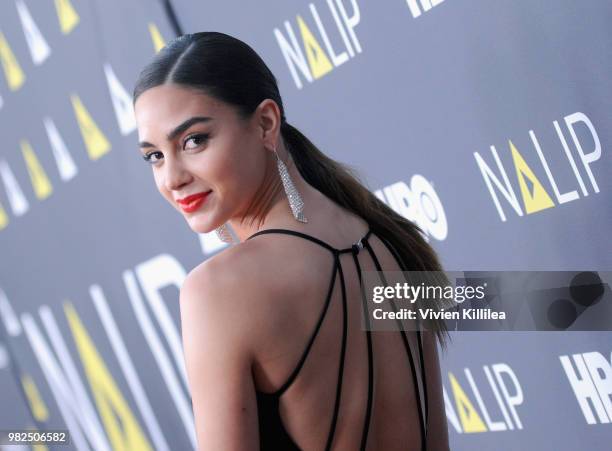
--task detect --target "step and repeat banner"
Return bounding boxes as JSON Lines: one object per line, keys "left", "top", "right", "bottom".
{"left": 0, "top": 0, "right": 610, "bottom": 450}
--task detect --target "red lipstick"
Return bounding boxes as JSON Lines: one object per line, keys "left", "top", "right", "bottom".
{"left": 177, "top": 191, "right": 211, "bottom": 213}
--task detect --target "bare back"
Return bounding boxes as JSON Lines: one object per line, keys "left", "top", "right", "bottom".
{"left": 246, "top": 212, "right": 449, "bottom": 451}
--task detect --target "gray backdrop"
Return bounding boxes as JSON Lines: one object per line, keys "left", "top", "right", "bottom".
{"left": 0, "top": 0, "right": 610, "bottom": 450}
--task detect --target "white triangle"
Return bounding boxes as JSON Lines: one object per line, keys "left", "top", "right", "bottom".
{"left": 16, "top": 0, "right": 51, "bottom": 65}
{"left": 103, "top": 63, "right": 136, "bottom": 135}
{"left": 0, "top": 160, "right": 29, "bottom": 216}
{"left": 43, "top": 117, "right": 78, "bottom": 181}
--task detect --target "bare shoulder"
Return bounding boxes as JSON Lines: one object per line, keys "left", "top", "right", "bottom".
{"left": 181, "top": 237, "right": 292, "bottom": 304}
{"left": 179, "top": 238, "right": 300, "bottom": 356}
{"left": 179, "top": 241, "right": 280, "bottom": 449}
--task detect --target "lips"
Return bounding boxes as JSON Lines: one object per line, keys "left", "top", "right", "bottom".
{"left": 177, "top": 191, "right": 211, "bottom": 213}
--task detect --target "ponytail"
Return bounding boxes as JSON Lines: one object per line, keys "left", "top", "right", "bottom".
{"left": 281, "top": 121, "right": 452, "bottom": 350}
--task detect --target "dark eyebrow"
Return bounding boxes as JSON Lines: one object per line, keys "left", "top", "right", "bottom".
{"left": 138, "top": 116, "right": 213, "bottom": 149}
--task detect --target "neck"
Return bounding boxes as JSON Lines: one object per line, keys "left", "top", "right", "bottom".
{"left": 228, "top": 149, "right": 317, "bottom": 242}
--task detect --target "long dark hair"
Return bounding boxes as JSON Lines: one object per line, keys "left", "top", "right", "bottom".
{"left": 133, "top": 32, "right": 451, "bottom": 349}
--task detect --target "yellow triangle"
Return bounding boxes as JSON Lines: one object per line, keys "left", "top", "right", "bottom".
{"left": 70, "top": 94, "right": 111, "bottom": 160}
{"left": 64, "top": 302, "right": 153, "bottom": 451}
{"left": 32, "top": 442, "right": 48, "bottom": 451}
{"left": 21, "top": 374, "right": 49, "bottom": 421}
{"left": 297, "top": 15, "right": 333, "bottom": 79}
{"left": 55, "top": 0, "right": 80, "bottom": 35}
{"left": 0, "top": 203, "right": 8, "bottom": 230}
{"left": 148, "top": 23, "right": 166, "bottom": 53}
{"left": 21, "top": 140, "right": 53, "bottom": 200}
{"left": 449, "top": 372, "right": 488, "bottom": 433}
{"left": 509, "top": 140, "right": 554, "bottom": 214}
{"left": 0, "top": 31, "right": 26, "bottom": 91}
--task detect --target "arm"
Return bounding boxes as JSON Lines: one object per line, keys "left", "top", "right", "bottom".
{"left": 180, "top": 261, "right": 260, "bottom": 451}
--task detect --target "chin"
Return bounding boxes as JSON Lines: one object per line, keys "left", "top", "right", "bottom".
{"left": 186, "top": 216, "right": 215, "bottom": 235}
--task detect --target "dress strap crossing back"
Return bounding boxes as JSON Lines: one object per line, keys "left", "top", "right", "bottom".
{"left": 247, "top": 226, "right": 428, "bottom": 451}
{"left": 247, "top": 227, "right": 374, "bottom": 256}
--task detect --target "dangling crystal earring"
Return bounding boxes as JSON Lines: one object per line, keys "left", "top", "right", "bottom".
{"left": 274, "top": 147, "right": 307, "bottom": 223}
{"left": 215, "top": 223, "right": 234, "bottom": 243}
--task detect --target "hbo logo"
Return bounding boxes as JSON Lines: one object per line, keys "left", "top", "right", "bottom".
{"left": 375, "top": 175, "right": 448, "bottom": 241}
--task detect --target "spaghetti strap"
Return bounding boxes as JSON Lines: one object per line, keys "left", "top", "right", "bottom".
{"left": 246, "top": 227, "right": 371, "bottom": 399}
{"left": 349, "top": 241, "right": 374, "bottom": 450}
{"left": 246, "top": 227, "right": 373, "bottom": 256}
{"left": 325, "top": 253, "right": 348, "bottom": 450}
{"left": 274, "top": 254, "right": 338, "bottom": 396}
{"left": 249, "top": 226, "right": 427, "bottom": 451}
{"left": 374, "top": 233, "right": 429, "bottom": 430}
{"left": 366, "top": 233, "right": 428, "bottom": 451}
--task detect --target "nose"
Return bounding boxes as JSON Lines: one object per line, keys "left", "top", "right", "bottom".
{"left": 162, "top": 155, "right": 192, "bottom": 192}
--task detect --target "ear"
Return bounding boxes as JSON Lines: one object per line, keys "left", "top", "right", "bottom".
{"left": 255, "top": 99, "right": 281, "bottom": 151}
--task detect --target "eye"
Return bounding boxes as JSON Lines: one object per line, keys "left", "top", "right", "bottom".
{"left": 183, "top": 133, "right": 210, "bottom": 150}
{"left": 142, "top": 151, "right": 163, "bottom": 164}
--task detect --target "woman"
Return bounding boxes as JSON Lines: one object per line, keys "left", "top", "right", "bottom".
{"left": 133, "top": 32, "right": 451, "bottom": 451}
